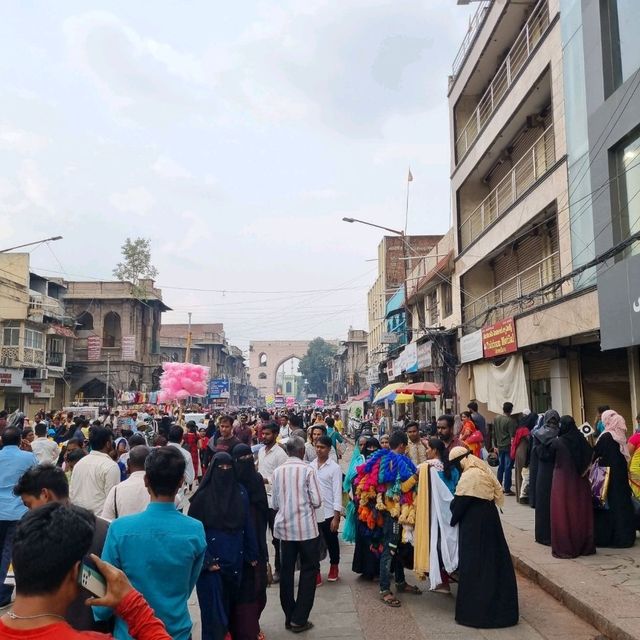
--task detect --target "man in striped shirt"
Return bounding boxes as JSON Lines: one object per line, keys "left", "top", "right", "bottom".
{"left": 271, "top": 436, "right": 322, "bottom": 633}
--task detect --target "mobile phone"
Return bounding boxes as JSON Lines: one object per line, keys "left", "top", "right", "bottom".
{"left": 78, "top": 556, "right": 107, "bottom": 598}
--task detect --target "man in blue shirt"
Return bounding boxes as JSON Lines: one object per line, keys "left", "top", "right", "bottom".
{"left": 94, "top": 446, "right": 206, "bottom": 639}
{"left": 0, "top": 426, "right": 38, "bottom": 606}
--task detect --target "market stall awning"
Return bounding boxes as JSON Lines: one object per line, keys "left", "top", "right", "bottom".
{"left": 349, "top": 390, "right": 370, "bottom": 402}
{"left": 372, "top": 382, "right": 406, "bottom": 404}
{"left": 395, "top": 381, "right": 442, "bottom": 396}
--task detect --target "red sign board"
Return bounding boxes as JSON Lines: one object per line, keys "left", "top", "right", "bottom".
{"left": 482, "top": 318, "right": 518, "bottom": 358}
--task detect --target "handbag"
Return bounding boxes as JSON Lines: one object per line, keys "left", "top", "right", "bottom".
{"left": 589, "top": 460, "right": 610, "bottom": 509}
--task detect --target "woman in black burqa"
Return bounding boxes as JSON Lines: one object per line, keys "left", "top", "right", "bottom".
{"left": 449, "top": 446, "right": 519, "bottom": 629}
{"left": 529, "top": 409, "right": 560, "bottom": 545}
{"left": 230, "top": 444, "right": 269, "bottom": 640}
{"left": 188, "top": 452, "right": 258, "bottom": 640}
{"left": 550, "top": 415, "right": 595, "bottom": 558}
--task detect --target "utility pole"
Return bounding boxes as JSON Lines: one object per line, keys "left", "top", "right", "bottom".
{"left": 0, "top": 236, "right": 62, "bottom": 253}
{"left": 106, "top": 353, "right": 111, "bottom": 408}
{"left": 185, "top": 312, "right": 192, "bottom": 363}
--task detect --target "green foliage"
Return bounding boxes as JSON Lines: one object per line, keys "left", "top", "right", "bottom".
{"left": 298, "top": 337, "right": 336, "bottom": 398}
{"left": 113, "top": 237, "right": 158, "bottom": 297}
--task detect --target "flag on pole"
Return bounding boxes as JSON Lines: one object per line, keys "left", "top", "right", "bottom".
{"left": 407, "top": 168, "right": 413, "bottom": 182}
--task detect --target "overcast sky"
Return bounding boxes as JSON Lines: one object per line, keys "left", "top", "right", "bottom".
{"left": 1, "top": 0, "right": 475, "bottom": 352}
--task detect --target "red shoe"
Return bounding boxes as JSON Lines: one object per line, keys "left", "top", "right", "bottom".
{"left": 316, "top": 571, "right": 323, "bottom": 587}
{"left": 328, "top": 564, "right": 339, "bottom": 582}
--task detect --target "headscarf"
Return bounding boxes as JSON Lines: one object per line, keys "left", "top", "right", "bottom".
{"left": 600, "top": 410, "right": 630, "bottom": 462}
{"left": 363, "top": 437, "right": 382, "bottom": 458}
{"left": 232, "top": 444, "right": 268, "bottom": 514}
{"left": 532, "top": 409, "right": 560, "bottom": 445}
{"left": 558, "top": 415, "right": 593, "bottom": 475}
{"left": 519, "top": 409, "right": 539, "bottom": 431}
{"left": 343, "top": 437, "right": 367, "bottom": 493}
{"left": 188, "top": 452, "right": 244, "bottom": 531}
{"left": 449, "top": 446, "right": 504, "bottom": 507}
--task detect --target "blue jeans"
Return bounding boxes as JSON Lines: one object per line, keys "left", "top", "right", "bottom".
{"left": 497, "top": 450, "right": 513, "bottom": 492}
{"left": 379, "top": 514, "right": 405, "bottom": 593}
{"left": 0, "top": 521, "right": 17, "bottom": 604}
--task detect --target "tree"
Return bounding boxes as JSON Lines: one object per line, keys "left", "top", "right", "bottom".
{"left": 298, "top": 337, "right": 336, "bottom": 398}
{"left": 113, "top": 237, "right": 158, "bottom": 296}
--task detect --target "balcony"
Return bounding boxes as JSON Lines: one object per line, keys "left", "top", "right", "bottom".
{"left": 463, "top": 251, "right": 560, "bottom": 327}
{"left": 46, "top": 352, "right": 65, "bottom": 368}
{"left": 455, "top": 0, "right": 550, "bottom": 161}
{"left": 450, "top": 0, "right": 493, "bottom": 85}
{"left": 459, "top": 124, "right": 555, "bottom": 251}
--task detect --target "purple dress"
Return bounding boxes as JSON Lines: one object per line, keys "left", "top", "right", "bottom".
{"left": 550, "top": 438, "right": 595, "bottom": 558}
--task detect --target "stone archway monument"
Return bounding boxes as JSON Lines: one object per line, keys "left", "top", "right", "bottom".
{"left": 249, "top": 340, "right": 311, "bottom": 400}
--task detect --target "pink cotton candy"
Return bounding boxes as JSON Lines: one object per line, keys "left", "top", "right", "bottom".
{"left": 158, "top": 362, "right": 210, "bottom": 400}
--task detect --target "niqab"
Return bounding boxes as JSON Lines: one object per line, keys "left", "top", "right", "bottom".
{"left": 232, "top": 444, "right": 268, "bottom": 514}
{"left": 188, "top": 452, "right": 244, "bottom": 531}
{"left": 600, "top": 409, "right": 630, "bottom": 462}
{"left": 532, "top": 409, "right": 560, "bottom": 445}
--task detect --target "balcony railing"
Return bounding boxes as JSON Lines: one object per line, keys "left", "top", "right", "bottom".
{"left": 463, "top": 251, "right": 560, "bottom": 326}
{"left": 455, "top": 0, "right": 550, "bottom": 161}
{"left": 46, "top": 352, "right": 65, "bottom": 368}
{"left": 459, "top": 123, "right": 555, "bottom": 251}
{"left": 451, "top": 0, "right": 493, "bottom": 83}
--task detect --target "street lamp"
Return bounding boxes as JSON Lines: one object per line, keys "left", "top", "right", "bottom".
{"left": 341, "top": 217, "right": 404, "bottom": 236}
{"left": 0, "top": 236, "right": 63, "bottom": 253}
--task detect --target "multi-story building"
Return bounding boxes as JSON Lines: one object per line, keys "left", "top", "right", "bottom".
{"left": 329, "top": 329, "right": 369, "bottom": 403}
{"left": 366, "top": 235, "right": 441, "bottom": 386}
{"left": 0, "top": 253, "right": 75, "bottom": 414}
{"left": 64, "top": 279, "right": 168, "bottom": 404}
{"left": 577, "top": 0, "right": 640, "bottom": 422}
{"left": 160, "top": 323, "right": 252, "bottom": 406}
{"left": 449, "top": 0, "right": 637, "bottom": 424}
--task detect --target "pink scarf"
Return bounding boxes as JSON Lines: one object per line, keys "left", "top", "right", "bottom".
{"left": 600, "top": 410, "right": 630, "bottom": 461}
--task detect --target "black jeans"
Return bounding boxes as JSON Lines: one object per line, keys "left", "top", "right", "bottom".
{"left": 279, "top": 537, "right": 320, "bottom": 627}
{"left": 317, "top": 517, "right": 340, "bottom": 565}
{"left": 267, "top": 508, "right": 281, "bottom": 572}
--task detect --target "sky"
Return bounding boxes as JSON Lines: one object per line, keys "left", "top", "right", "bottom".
{"left": 0, "top": 0, "right": 476, "bottom": 353}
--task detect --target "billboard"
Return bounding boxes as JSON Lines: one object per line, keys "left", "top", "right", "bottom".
{"left": 208, "top": 379, "right": 230, "bottom": 399}
{"left": 482, "top": 318, "right": 517, "bottom": 358}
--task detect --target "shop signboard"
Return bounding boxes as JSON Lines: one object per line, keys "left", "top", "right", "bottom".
{"left": 417, "top": 341, "right": 432, "bottom": 370}
{"left": 402, "top": 342, "right": 418, "bottom": 373}
{"left": 25, "top": 380, "right": 54, "bottom": 398}
{"left": 381, "top": 332, "right": 399, "bottom": 344}
{"left": 460, "top": 330, "right": 483, "bottom": 363}
{"left": 121, "top": 336, "right": 136, "bottom": 360}
{"left": 87, "top": 336, "right": 102, "bottom": 361}
{"left": 208, "top": 378, "right": 230, "bottom": 399}
{"left": 0, "top": 367, "right": 24, "bottom": 387}
{"left": 386, "top": 358, "right": 396, "bottom": 380}
{"left": 482, "top": 318, "right": 518, "bottom": 358}
{"left": 366, "top": 367, "right": 379, "bottom": 385}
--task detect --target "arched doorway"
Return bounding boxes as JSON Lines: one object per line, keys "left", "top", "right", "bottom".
{"left": 275, "top": 357, "right": 304, "bottom": 402}
{"left": 75, "top": 378, "right": 115, "bottom": 403}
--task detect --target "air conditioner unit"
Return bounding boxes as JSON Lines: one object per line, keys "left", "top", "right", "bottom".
{"left": 38, "top": 369, "right": 49, "bottom": 380}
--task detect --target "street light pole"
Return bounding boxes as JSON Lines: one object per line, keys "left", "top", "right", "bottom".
{"left": 0, "top": 236, "right": 63, "bottom": 253}
{"left": 342, "top": 217, "right": 404, "bottom": 236}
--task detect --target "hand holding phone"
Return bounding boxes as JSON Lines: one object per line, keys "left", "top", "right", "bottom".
{"left": 82, "top": 554, "right": 133, "bottom": 609}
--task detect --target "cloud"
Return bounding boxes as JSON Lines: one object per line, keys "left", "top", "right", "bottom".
{"left": 63, "top": 11, "right": 209, "bottom": 119}
{"left": 0, "top": 125, "right": 48, "bottom": 154}
{"left": 109, "top": 186, "right": 155, "bottom": 216}
{"left": 152, "top": 155, "right": 192, "bottom": 180}
{"left": 18, "top": 160, "right": 53, "bottom": 213}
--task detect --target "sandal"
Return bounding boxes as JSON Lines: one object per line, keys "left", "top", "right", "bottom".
{"left": 396, "top": 582, "right": 422, "bottom": 595}
{"left": 380, "top": 590, "right": 401, "bottom": 607}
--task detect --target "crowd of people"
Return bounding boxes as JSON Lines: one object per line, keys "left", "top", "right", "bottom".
{"left": 0, "top": 399, "right": 638, "bottom": 639}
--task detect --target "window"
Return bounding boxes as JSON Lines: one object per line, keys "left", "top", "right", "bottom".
{"left": 259, "top": 353, "right": 267, "bottom": 367}
{"left": 285, "top": 381, "right": 292, "bottom": 394}
{"left": 3, "top": 323, "right": 19, "bottom": 347}
{"left": 76, "top": 311, "right": 94, "bottom": 331}
{"left": 258, "top": 372, "right": 267, "bottom": 380}
{"left": 192, "top": 353, "right": 201, "bottom": 364}
{"left": 25, "top": 329, "right": 43, "bottom": 350}
{"left": 103, "top": 312, "right": 122, "bottom": 348}
{"left": 603, "top": 0, "right": 640, "bottom": 93}
{"left": 426, "top": 291, "right": 439, "bottom": 326}
{"left": 612, "top": 130, "right": 640, "bottom": 257}
{"left": 441, "top": 280, "right": 453, "bottom": 318}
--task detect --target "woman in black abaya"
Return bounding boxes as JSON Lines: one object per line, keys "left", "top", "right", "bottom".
{"left": 529, "top": 409, "right": 559, "bottom": 545}
{"left": 449, "top": 446, "right": 519, "bottom": 629}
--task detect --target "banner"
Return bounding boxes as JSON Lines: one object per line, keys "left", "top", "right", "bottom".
{"left": 122, "top": 336, "right": 136, "bottom": 360}
{"left": 482, "top": 318, "right": 517, "bottom": 358}
{"left": 460, "top": 330, "right": 483, "bottom": 363}
{"left": 208, "top": 379, "right": 230, "bottom": 399}
{"left": 417, "top": 341, "right": 432, "bottom": 369}
{"left": 87, "top": 335, "right": 102, "bottom": 361}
